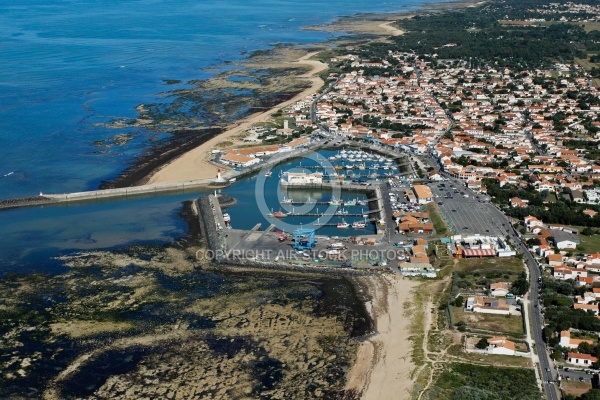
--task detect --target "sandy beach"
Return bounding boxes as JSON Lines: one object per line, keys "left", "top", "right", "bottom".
{"left": 346, "top": 275, "right": 419, "bottom": 399}
{"left": 145, "top": 52, "right": 328, "bottom": 185}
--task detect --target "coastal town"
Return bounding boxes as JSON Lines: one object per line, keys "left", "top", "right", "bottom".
{"left": 188, "top": 2, "right": 600, "bottom": 398}
{"left": 3, "top": 0, "right": 600, "bottom": 399}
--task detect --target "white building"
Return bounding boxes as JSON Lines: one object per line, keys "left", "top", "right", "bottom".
{"left": 487, "top": 337, "right": 516, "bottom": 356}
{"left": 567, "top": 352, "right": 598, "bottom": 366}
{"left": 280, "top": 172, "right": 323, "bottom": 186}
{"left": 220, "top": 152, "right": 261, "bottom": 168}
{"left": 560, "top": 331, "right": 594, "bottom": 350}
{"left": 490, "top": 282, "right": 510, "bottom": 297}
{"left": 471, "top": 296, "right": 511, "bottom": 315}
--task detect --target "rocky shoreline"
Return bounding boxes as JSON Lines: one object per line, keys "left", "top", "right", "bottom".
{"left": 0, "top": 197, "right": 375, "bottom": 400}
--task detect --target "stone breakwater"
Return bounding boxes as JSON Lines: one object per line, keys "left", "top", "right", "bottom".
{"left": 0, "top": 196, "right": 58, "bottom": 210}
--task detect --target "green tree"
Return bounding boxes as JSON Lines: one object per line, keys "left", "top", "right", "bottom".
{"left": 580, "top": 389, "right": 600, "bottom": 400}
{"left": 511, "top": 272, "right": 530, "bottom": 296}
{"left": 476, "top": 337, "right": 489, "bottom": 349}
{"left": 454, "top": 295, "right": 465, "bottom": 307}
{"left": 578, "top": 341, "right": 595, "bottom": 355}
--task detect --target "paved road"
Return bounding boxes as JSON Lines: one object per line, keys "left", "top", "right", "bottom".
{"left": 483, "top": 192, "right": 559, "bottom": 400}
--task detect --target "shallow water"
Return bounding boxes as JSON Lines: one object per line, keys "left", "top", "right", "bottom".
{"left": 0, "top": 0, "right": 450, "bottom": 199}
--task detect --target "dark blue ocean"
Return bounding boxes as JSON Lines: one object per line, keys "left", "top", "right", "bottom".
{"left": 0, "top": 0, "right": 447, "bottom": 272}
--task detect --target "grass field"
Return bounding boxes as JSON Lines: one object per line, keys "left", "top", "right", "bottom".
{"left": 430, "top": 363, "right": 540, "bottom": 400}
{"left": 535, "top": 20, "right": 600, "bottom": 33}
{"left": 562, "top": 379, "right": 592, "bottom": 397}
{"left": 456, "top": 257, "right": 525, "bottom": 274}
{"left": 582, "top": 21, "right": 600, "bottom": 32}
{"left": 545, "top": 192, "right": 557, "bottom": 203}
{"left": 576, "top": 57, "right": 599, "bottom": 71}
{"left": 578, "top": 234, "right": 600, "bottom": 253}
{"left": 426, "top": 202, "right": 450, "bottom": 237}
{"left": 453, "top": 306, "right": 525, "bottom": 337}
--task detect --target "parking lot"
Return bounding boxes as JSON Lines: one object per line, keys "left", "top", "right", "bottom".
{"left": 429, "top": 182, "right": 507, "bottom": 237}
{"left": 558, "top": 367, "right": 596, "bottom": 384}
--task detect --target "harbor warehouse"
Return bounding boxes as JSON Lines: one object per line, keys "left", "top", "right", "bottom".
{"left": 413, "top": 185, "right": 433, "bottom": 204}
{"left": 281, "top": 172, "right": 323, "bottom": 186}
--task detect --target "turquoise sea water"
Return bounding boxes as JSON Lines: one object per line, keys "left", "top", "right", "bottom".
{"left": 0, "top": 0, "right": 449, "bottom": 271}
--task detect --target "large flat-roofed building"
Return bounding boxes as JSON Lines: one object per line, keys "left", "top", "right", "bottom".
{"left": 412, "top": 185, "right": 433, "bottom": 204}
{"left": 281, "top": 172, "right": 323, "bottom": 186}
{"left": 221, "top": 152, "right": 261, "bottom": 168}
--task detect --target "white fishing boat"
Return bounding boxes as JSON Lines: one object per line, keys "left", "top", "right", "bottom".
{"left": 344, "top": 198, "right": 357, "bottom": 206}
{"left": 265, "top": 171, "right": 272, "bottom": 177}
{"left": 337, "top": 220, "right": 350, "bottom": 229}
{"left": 336, "top": 208, "right": 349, "bottom": 215}
{"left": 281, "top": 197, "right": 293, "bottom": 204}
{"left": 357, "top": 163, "right": 366, "bottom": 170}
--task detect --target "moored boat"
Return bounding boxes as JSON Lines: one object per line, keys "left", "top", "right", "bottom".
{"left": 351, "top": 221, "right": 366, "bottom": 229}
{"left": 329, "top": 197, "right": 342, "bottom": 206}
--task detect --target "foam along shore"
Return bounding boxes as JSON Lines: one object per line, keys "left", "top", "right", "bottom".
{"left": 144, "top": 52, "right": 328, "bottom": 186}
{"left": 346, "top": 275, "right": 419, "bottom": 399}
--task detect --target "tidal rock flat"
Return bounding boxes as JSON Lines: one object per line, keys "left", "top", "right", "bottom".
{"left": 0, "top": 246, "right": 369, "bottom": 399}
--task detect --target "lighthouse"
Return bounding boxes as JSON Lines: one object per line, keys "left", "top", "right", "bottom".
{"left": 215, "top": 168, "right": 225, "bottom": 183}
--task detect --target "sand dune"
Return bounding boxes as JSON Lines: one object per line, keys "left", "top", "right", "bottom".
{"left": 346, "top": 275, "right": 418, "bottom": 399}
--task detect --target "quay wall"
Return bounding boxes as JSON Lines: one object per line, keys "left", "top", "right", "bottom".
{"left": 0, "top": 179, "right": 220, "bottom": 210}
{"left": 45, "top": 179, "right": 217, "bottom": 201}
{"left": 195, "top": 194, "right": 377, "bottom": 276}
{"left": 281, "top": 181, "right": 372, "bottom": 190}
{"left": 196, "top": 195, "right": 225, "bottom": 261}
{"left": 211, "top": 258, "right": 375, "bottom": 277}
